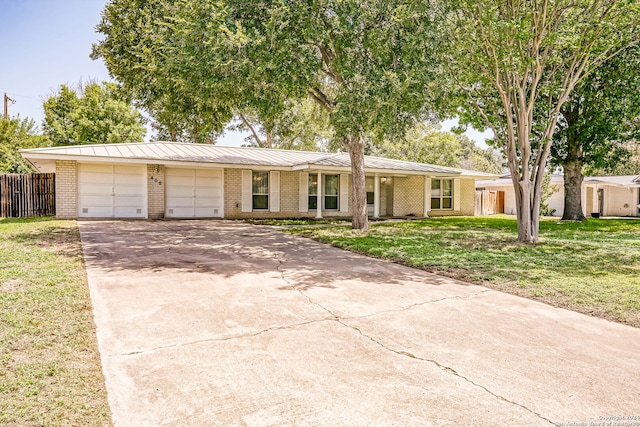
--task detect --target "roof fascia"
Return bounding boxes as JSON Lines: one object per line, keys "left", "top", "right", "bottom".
{"left": 21, "top": 153, "right": 296, "bottom": 171}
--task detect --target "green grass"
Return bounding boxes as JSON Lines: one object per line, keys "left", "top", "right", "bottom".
{"left": 288, "top": 215, "right": 640, "bottom": 327}
{"left": 0, "top": 217, "right": 111, "bottom": 426}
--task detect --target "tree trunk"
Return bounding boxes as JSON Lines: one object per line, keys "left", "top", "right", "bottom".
{"left": 344, "top": 135, "right": 368, "bottom": 230}
{"left": 562, "top": 141, "right": 586, "bottom": 221}
{"left": 514, "top": 177, "right": 534, "bottom": 243}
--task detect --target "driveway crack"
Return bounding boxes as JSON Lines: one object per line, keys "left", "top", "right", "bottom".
{"left": 115, "top": 317, "right": 334, "bottom": 357}
{"left": 341, "top": 321, "right": 555, "bottom": 425}
{"left": 276, "top": 256, "right": 552, "bottom": 425}
{"left": 341, "top": 290, "right": 494, "bottom": 321}
{"left": 277, "top": 257, "right": 340, "bottom": 319}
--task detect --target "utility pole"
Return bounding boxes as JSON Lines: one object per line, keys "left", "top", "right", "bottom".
{"left": 4, "top": 93, "right": 15, "bottom": 119}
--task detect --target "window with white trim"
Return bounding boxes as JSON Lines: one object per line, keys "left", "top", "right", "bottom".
{"left": 309, "top": 174, "right": 318, "bottom": 209}
{"left": 252, "top": 171, "right": 269, "bottom": 210}
{"left": 324, "top": 175, "right": 339, "bottom": 210}
{"left": 305, "top": 173, "right": 340, "bottom": 210}
{"left": 431, "top": 179, "right": 453, "bottom": 210}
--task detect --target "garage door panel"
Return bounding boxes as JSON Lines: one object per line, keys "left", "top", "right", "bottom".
{"left": 78, "top": 182, "right": 112, "bottom": 194}
{"left": 165, "top": 167, "right": 223, "bottom": 218}
{"left": 194, "top": 197, "right": 222, "bottom": 208}
{"left": 114, "top": 175, "right": 144, "bottom": 185}
{"left": 194, "top": 207, "right": 222, "bottom": 217}
{"left": 168, "top": 168, "right": 195, "bottom": 177}
{"left": 166, "top": 176, "right": 194, "bottom": 187}
{"left": 114, "top": 185, "right": 144, "bottom": 196}
{"left": 167, "top": 207, "right": 194, "bottom": 217}
{"left": 166, "top": 198, "right": 193, "bottom": 208}
{"left": 194, "top": 187, "right": 221, "bottom": 198}
{"left": 79, "top": 172, "right": 114, "bottom": 184}
{"left": 78, "top": 163, "right": 146, "bottom": 218}
{"left": 195, "top": 169, "right": 222, "bottom": 178}
{"left": 80, "top": 195, "right": 113, "bottom": 207}
{"left": 114, "top": 207, "right": 145, "bottom": 218}
{"left": 79, "top": 163, "right": 113, "bottom": 173}
{"left": 114, "top": 165, "right": 144, "bottom": 175}
{"left": 114, "top": 195, "right": 145, "bottom": 206}
{"left": 82, "top": 206, "right": 113, "bottom": 217}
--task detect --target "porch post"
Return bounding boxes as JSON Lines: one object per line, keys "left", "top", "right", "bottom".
{"left": 316, "top": 171, "right": 323, "bottom": 219}
{"left": 423, "top": 175, "right": 430, "bottom": 218}
{"left": 374, "top": 174, "right": 380, "bottom": 218}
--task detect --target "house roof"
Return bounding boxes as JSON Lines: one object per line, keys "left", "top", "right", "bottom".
{"left": 21, "top": 141, "right": 497, "bottom": 178}
{"left": 583, "top": 175, "right": 640, "bottom": 187}
{"left": 476, "top": 174, "right": 640, "bottom": 189}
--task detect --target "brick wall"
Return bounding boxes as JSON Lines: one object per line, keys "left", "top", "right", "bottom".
{"left": 429, "top": 178, "right": 476, "bottom": 217}
{"left": 393, "top": 176, "right": 425, "bottom": 216}
{"left": 147, "top": 164, "right": 165, "bottom": 219}
{"left": 224, "top": 169, "right": 353, "bottom": 219}
{"left": 55, "top": 160, "right": 77, "bottom": 219}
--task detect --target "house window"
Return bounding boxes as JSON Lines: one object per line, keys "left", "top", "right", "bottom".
{"left": 324, "top": 175, "right": 339, "bottom": 210}
{"left": 309, "top": 174, "right": 318, "bottom": 209}
{"left": 252, "top": 171, "right": 269, "bottom": 210}
{"left": 307, "top": 174, "right": 340, "bottom": 210}
{"left": 366, "top": 176, "right": 374, "bottom": 205}
{"left": 431, "top": 179, "right": 453, "bottom": 210}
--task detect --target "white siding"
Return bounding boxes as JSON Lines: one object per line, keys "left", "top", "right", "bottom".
{"left": 604, "top": 186, "right": 636, "bottom": 217}
{"left": 545, "top": 184, "right": 564, "bottom": 217}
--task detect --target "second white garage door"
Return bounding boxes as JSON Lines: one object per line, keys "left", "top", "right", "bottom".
{"left": 165, "top": 168, "right": 224, "bottom": 218}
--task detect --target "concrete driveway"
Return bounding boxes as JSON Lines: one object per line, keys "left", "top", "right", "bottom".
{"left": 79, "top": 220, "right": 640, "bottom": 427}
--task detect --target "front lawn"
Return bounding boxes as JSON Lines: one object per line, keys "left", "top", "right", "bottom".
{"left": 0, "top": 217, "right": 111, "bottom": 426}
{"left": 288, "top": 216, "right": 640, "bottom": 327}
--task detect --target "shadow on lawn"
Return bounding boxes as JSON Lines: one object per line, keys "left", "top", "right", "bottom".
{"left": 4, "top": 217, "right": 84, "bottom": 260}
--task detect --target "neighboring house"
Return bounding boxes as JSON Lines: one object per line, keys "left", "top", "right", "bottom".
{"left": 476, "top": 174, "right": 640, "bottom": 217}
{"left": 20, "top": 142, "right": 496, "bottom": 220}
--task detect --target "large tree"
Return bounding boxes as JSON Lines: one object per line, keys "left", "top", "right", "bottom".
{"left": 42, "top": 81, "right": 146, "bottom": 145}
{"left": 0, "top": 116, "right": 49, "bottom": 173}
{"left": 446, "top": 0, "right": 639, "bottom": 242}
{"left": 231, "top": 98, "right": 334, "bottom": 151}
{"left": 586, "top": 140, "right": 640, "bottom": 176}
{"left": 550, "top": 44, "right": 640, "bottom": 220}
{"left": 371, "top": 124, "right": 504, "bottom": 174}
{"left": 94, "top": 0, "right": 439, "bottom": 229}
{"left": 91, "top": 0, "right": 233, "bottom": 143}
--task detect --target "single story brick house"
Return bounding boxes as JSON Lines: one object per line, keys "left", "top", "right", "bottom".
{"left": 21, "top": 142, "right": 496, "bottom": 220}
{"left": 476, "top": 174, "right": 640, "bottom": 217}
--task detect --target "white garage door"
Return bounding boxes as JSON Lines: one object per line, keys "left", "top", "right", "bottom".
{"left": 165, "top": 168, "right": 224, "bottom": 218}
{"left": 78, "top": 163, "right": 147, "bottom": 218}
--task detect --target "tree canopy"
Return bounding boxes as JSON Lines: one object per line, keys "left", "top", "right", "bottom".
{"left": 550, "top": 43, "right": 640, "bottom": 220}
{"left": 230, "top": 98, "right": 334, "bottom": 151}
{"left": 0, "top": 116, "right": 49, "bottom": 173}
{"left": 370, "top": 124, "right": 504, "bottom": 174}
{"left": 42, "top": 81, "right": 146, "bottom": 145}
{"left": 93, "top": 0, "right": 442, "bottom": 229}
{"left": 445, "top": 0, "right": 640, "bottom": 242}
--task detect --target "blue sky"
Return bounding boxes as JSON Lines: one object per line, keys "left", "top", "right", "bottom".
{"left": 0, "top": 0, "right": 490, "bottom": 147}
{"left": 0, "top": 1, "right": 110, "bottom": 123}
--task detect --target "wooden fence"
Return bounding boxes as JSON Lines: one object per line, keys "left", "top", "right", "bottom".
{"left": 0, "top": 173, "right": 56, "bottom": 218}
